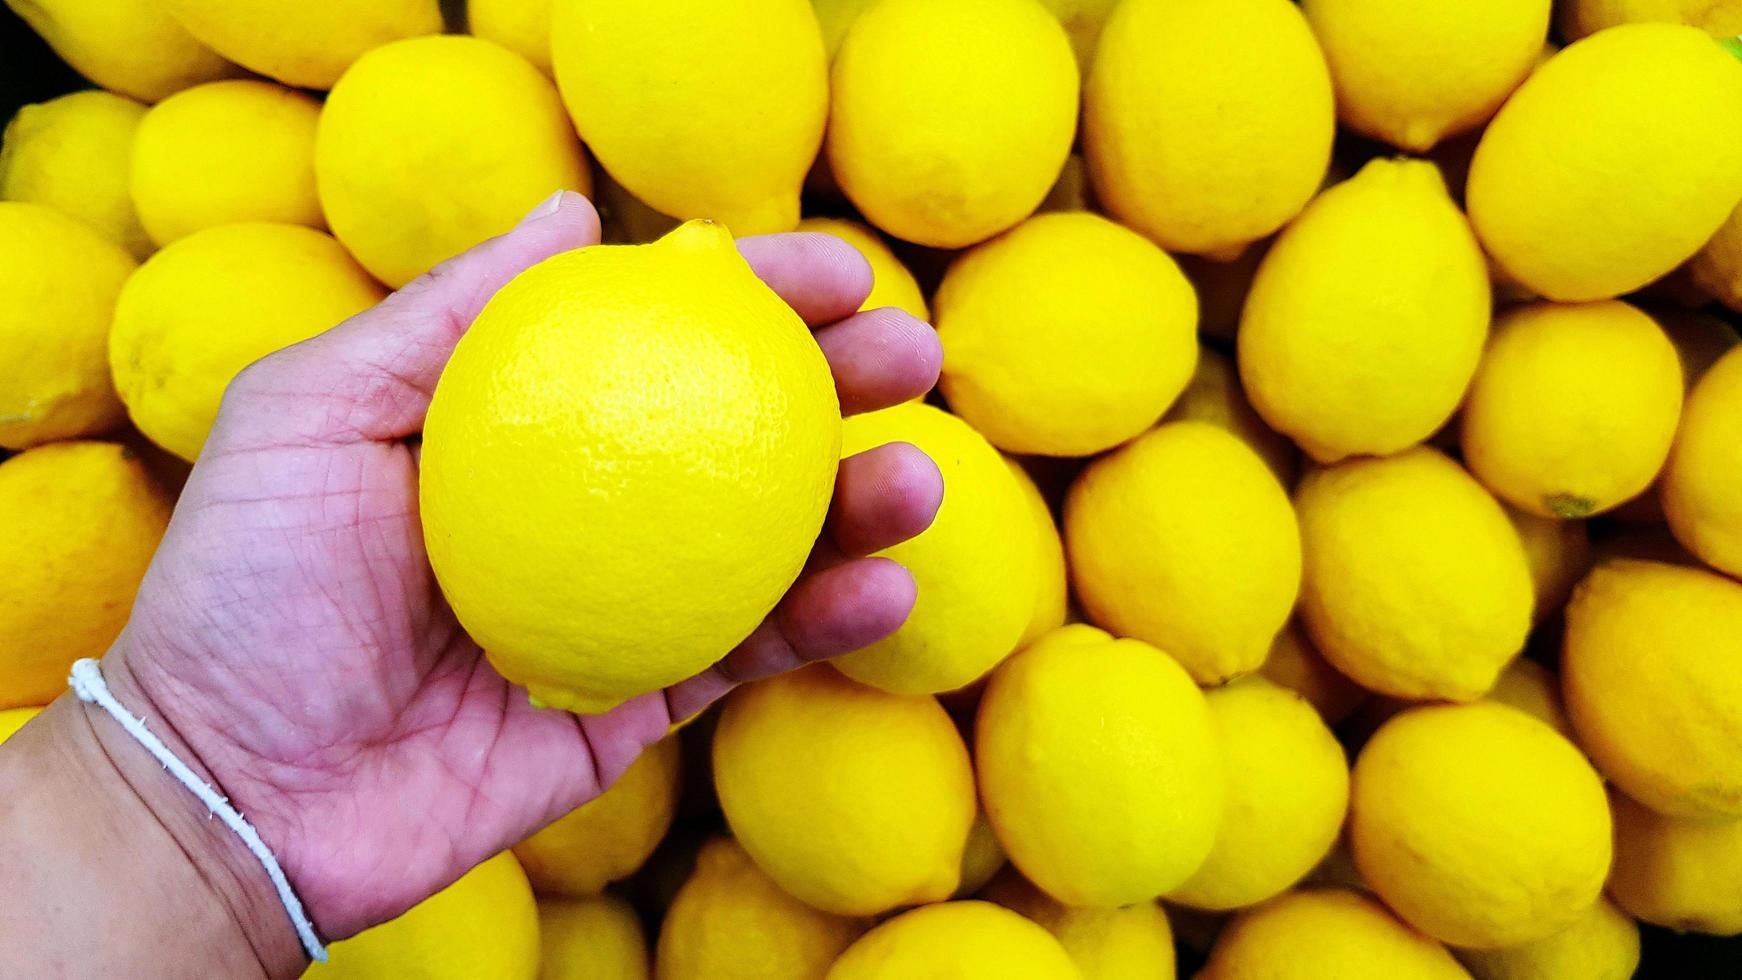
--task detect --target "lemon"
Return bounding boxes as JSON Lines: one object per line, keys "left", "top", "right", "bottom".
{"left": 713, "top": 666, "right": 976, "bottom": 916}
{"left": 1351, "top": 702, "right": 1612, "bottom": 948}
{"left": 1456, "top": 896, "right": 1640, "bottom": 980}
{"left": 1691, "top": 203, "right": 1742, "bottom": 312}
{"left": 1065, "top": 422, "right": 1300, "bottom": 685}
{"left": 160, "top": 0, "right": 442, "bottom": 89}
{"left": 1485, "top": 658, "right": 1574, "bottom": 742}
{"left": 0, "top": 202, "right": 135, "bottom": 449}
{"left": 656, "top": 836, "right": 868, "bottom": 980}
{"left": 0, "top": 707, "right": 39, "bottom": 743}
{"left": 311, "top": 851, "right": 539, "bottom": 979}
{"left": 955, "top": 812, "right": 1008, "bottom": 898}
{"left": 540, "top": 895, "right": 647, "bottom": 980}
{"left": 1237, "top": 159, "right": 1491, "bottom": 463}
{"left": 1461, "top": 301, "right": 1683, "bottom": 519}
{"left": 1560, "top": 0, "right": 1742, "bottom": 39}
{"left": 0, "top": 442, "right": 170, "bottom": 709}
{"left": 1179, "top": 244, "right": 1269, "bottom": 344}
{"left": 318, "top": 35, "right": 590, "bottom": 289}
{"left": 1302, "top": 0, "right": 1551, "bottom": 152}
{"left": 422, "top": 222, "right": 838, "bottom": 713}
{"left": 8, "top": 0, "right": 237, "bottom": 102}
{"left": 513, "top": 736, "right": 680, "bottom": 896}
{"left": 1608, "top": 790, "right": 1742, "bottom": 935}
{"left": 935, "top": 212, "right": 1197, "bottom": 456}
{"left": 109, "top": 223, "right": 386, "bottom": 461}
{"left": 1085, "top": 0, "right": 1333, "bottom": 257}
{"left": 0, "top": 91, "right": 150, "bottom": 258}
{"left": 1664, "top": 346, "right": 1742, "bottom": 577}
{"left": 976, "top": 624, "right": 1222, "bottom": 907}
{"left": 470, "top": 0, "right": 553, "bottom": 75}
{"left": 1505, "top": 506, "right": 1593, "bottom": 618}
{"left": 130, "top": 80, "right": 322, "bottom": 246}
{"left": 1296, "top": 447, "right": 1534, "bottom": 701}
{"left": 1199, "top": 888, "right": 1469, "bottom": 980}
{"left": 553, "top": 0, "right": 825, "bottom": 235}
{"left": 1169, "top": 678, "right": 1350, "bottom": 912}
{"left": 812, "top": 0, "right": 876, "bottom": 59}
{"left": 828, "top": 0, "right": 1077, "bottom": 249}
{"left": 1037, "top": 0, "right": 1118, "bottom": 77}
{"left": 1162, "top": 348, "right": 1299, "bottom": 487}
{"left": 826, "top": 901, "right": 1082, "bottom": 980}
{"left": 830, "top": 403, "right": 1039, "bottom": 694}
{"left": 1467, "top": 24, "right": 1742, "bottom": 301}
{"left": 1257, "top": 621, "right": 1366, "bottom": 726}
{"left": 795, "top": 217, "right": 927, "bottom": 320}
{"left": 1563, "top": 559, "right": 1742, "bottom": 817}
{"left": 1006, "top": 459, "right": 1068, "bottom": 648}
{"left": 981, "top": 870, "right": 1174, "bottom": 980}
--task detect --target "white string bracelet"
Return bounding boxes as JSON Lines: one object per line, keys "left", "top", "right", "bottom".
{"left": 68, "top": 658, "right": 328, "bottom": 963}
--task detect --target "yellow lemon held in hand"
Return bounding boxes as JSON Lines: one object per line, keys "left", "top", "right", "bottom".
{"left": 131, "top": 80, "right": 322, "bottom": 246}
{"left": 1691, "top": 203, "right": 1742, "bottom": 313}
{"left": 422, "top": 221, "right": 839, "bottom": 713}
{"left": 1486, "top": 658, "right": 1574, "bottom": 742}
{"left": 831, "top": 403, "right": 1038, "bottom": 694}
{"left": 109, "top": 223, "right": 386, "bottom": 461}
{"left": 826, "top": 901, "right": 1083, "bottom": 980}
{"left": 1238, "top": 158, "right": 1491, "bottom": 463}
{"left": 1462, "top": 301, "right": 1683, "bottom": 519}
{"left": 1456, "top": 897, "right": 1640, "bottom": 980}
{"left": 1200, "top": 888, "right": 1469, "bottom": 980}
{"left": 1563, "top": 560, "right": 1742, "bottom": 817}
{"left": 6, "top": 0, "right": 236, "bottom": 102}
{"left": 1303, "top": 0, "right": 1551, "bottom": 152}
{"left": 1065, "top": 422, "right": 1300, "bottom": 685}
{"left": 1664, "top": 346, "right": 1742, "bottom": 577}
{"left": 1086, "top": 0, "right": 1332, "bottom": 257}
{"left": 513, "top": 736, "right": 680, "bottom": 896}
{"left": 0, "top": 91, "right": 150, "bottom": 258}
{"left": 656, "top": 836, "right": 869, "bottom": 980}
{"left": 1608, "top": 790, "right": 1742, "bottom": 935}
{"left": 160, "top": 0, "right": 441, "bottom": 89}
{"left": 977, "top": 625, "right": 1223, "bottom": 907}
{"left": 1505, "top": 506, "right": 1592, "bottom": 618}
{"left": 540, "top": 895, "right": 648, "bottom": 980}
{"left": 1296, "top": 447, "right": 1534, "bottom": 701}
{"left": 0, "top": 443, "right": 171, "bottom": 709}
{"left": 713, "top": 667, "right": 976, "bottom": 916}
{"left": 0, "top": 202, "right": 135, "bottom": 449}
{"left": 1168, "top": 678, "right": 1350, "bottom": 912}
{"left": 981, "top": 870, "right": 1174, "bottom": 980}
{"left": 796, "top": 217, "right": 927, "bottom": 320}
{"left": 1467, "top": 24, "right": 1742, "bottom": 301}
{"left": 470, "top": 0, "right": 554, "bottom": 75}
{"left": 936, "top": 212, "right": 1197, "bottom": 457}
{"left": 312, "top": 851, "right": 539, "bottom": 980}
{"left": 1258, "top": 621, "right": 1366, "bottom": 726}
{"left": 554, "top": 0, "right": 824, "bottom": 235}
{"left": 318, "top": 35, "right": 590, "bottom": 288}
{"left": 1163, "top": 347, "right": 1298, "bottom": 487}
{"left": 1351, "top": 703, "right": 1612, "bottom": 949}
{"left": 0, "top": 707, "right": 39, "bottom": 744}
{"left": 829, "top": 0, "right": 1077, "bottom": 249}
{"left": 1006, "top": 459, "right": 1068, "bottom": 648}
{"left": 1560, "top": 0, "right": 1742, "bottom": 39}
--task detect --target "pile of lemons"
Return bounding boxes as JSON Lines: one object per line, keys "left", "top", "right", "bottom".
{"left": 4, "top": 0, "right": 1742, "bottom": 977}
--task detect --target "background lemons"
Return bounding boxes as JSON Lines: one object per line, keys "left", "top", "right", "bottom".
{"left": 0, "top": 91, "right": 150, "bottom": 258}
{"left": 513, "top": 736, "right": 681, "bottom": 896}
{"left": 1664, "top": 345, "right": 1742, "bottom": 577}
{"left": 1506, "top": 507, "right": 1593, "bottom": 618}
{"left": 539, "top": 894, "right": 648, "bottom": 980}
{"left": 469, "top": 0, "right": 554, "bottom": 76}
{"left": 826, "top": 901, "right": 1082, "bottom": 980}
{"left": 1200, "top": 888, "right": 1469, "bottom": 980}
{"left": 1162, "top": 348, "right": 1298, "bottom": 486}
{"left": 1559, "top": 0, "right": 1742, "bottom": 39}
{"left": 980, "top": 870, "right": 1173, "bottom": 980}
{"left": 1456, "top": 896, "right": 1640, "bottom": 980}
{"left": 7, "top": 0, "right": 237, "bottom": 102}
{"left": 1608, "top": 790, "right": 1742, "bottom": 936}
{"left": 1691, "top": 204, "right": 1742, "bottom": 313}
{"left": 1006, "top": 460, "right": 1068, "bottom": 647}
{"left": 1258, "top": 622, "right": 1367, "bottom": 726}
{"left": 159, "top": 0, "right": 442, "bottom": 89}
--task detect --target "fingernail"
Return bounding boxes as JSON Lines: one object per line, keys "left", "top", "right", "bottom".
{"left": 517, "top": 190, "right": 567, "bottom": 227}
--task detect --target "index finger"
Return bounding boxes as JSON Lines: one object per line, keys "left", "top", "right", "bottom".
{"left": 737, "top": 231, "right": 876, "bottom": 327}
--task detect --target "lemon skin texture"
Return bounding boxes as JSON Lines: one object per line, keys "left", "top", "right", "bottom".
{"left": 1303, "top": 0, "right": 1552, "bottom": 152}
{"left": 1608, "top": 790, "right": 1742, "bottom": 935}
{"left": 0, "top": 707, "right": 40, "bottom": 744}
{"left": 795, "top": 217, "right": 927, "bottom": 321}
{"left": 1462, "top": 301, "right": 1683, "bottom": 519}
{"left": 1168, "top": 677, "right": 1350, "bottom": 912}
{"left": 310, "top": 851, "right": 540, "bottom": 980}
{"left": 421, "top": 221, "right": 838, "bottom": 713}
{"left": 513, "top": 736, "right": 680, "bottom": 896}
{"left": 318, "top": 35, "right": 590, "bottom": 289}
{"left": 1563, "top": 559, "right": 1742, "bottom": 817}
{"left": 1065, "top": 422, "right": 1300, "bottom": 685}
{"left": 1664, "top": 346, "right": 1742, "bottom": 577}
{"left": 0, "top": 202, "right": 136, "bottom": 449}
{"left": 109, "top": 223, "right": 387, "bottom": 461}
{"left": 656, "top": 836, "right": 868, "bottom": 980}
{"left": 980, "top": 870, "right": 1174, "bottom": 980}
{"left": 1560, "top": 0, "right": 1742, "bottom": 40}
{"left": 1257, "top": 621, "right": 1366, "bottom": 726}
{"left": 1006, "top": 458, "right": 1068, "bottom": 648}
{"left": 1163, "top": 347, "right": 1298, "bottom": 488}
{"left": 977, "top": 625, "right": 1223, "bottom": 907}
{"left": 1467, "top": 24, "right": 1742, "bottom": 302}
{"left": 5, "top": 0, "right": 238, "bottom": 102}
{"left": 1085, "top": 0, "right": 1333, "bottom": 257}
{"left": 936, "top": 212, "right": 1197, "bottom": 457}
{"left": 470, "top": 0, "right": 554, "bottom": 75}
{"left": 160, "top": 0, "right": 442, "bottom": 90}
{"left": 1485, "top": 658, "right": 1574, "bottom": 742}
{"left": 825, "top": 901, "right": 1083, "bottom": 980}
{"left": 1690, "top": 202, "right": 1742, "bottom": 312}
{"left": 831, "top": 403, "right": 1039, "bottom": 695}
{"left": 553, "top": 0, "right": 825, "bottom": 235}
{"left": 1295, "top": 447, "right": 1534, "bottom": 702}
{"left": 1504, "top": 506, "right": 1592, "bottom": 619}
{"left": 1200, "top": 888, "right": 1470, "bottom": 980}
{"left": 131, "top": 80, "right": 323, "bottom": 246}
{"left": 0, "top": 442, "right": 171, "bottom": 709}
{"left": 1238, "top": 158, "right": 1491, "bottom": 463}
{"left": 1456, "top": 897, "right": 1640, "bottom": 980}
{"left": 540, "top": 895, "right": 646, "bottom": 980}
{"left": 828, "top": 0, "right": 1078, "bottom": 249}
{"left": 0, "top": 91, "right": 151, "bottom": 258}
{"left": 1351, "top": 702, "right": 1612, "bottom": 949}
